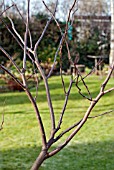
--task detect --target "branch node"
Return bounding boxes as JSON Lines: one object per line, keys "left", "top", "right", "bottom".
{"left": 22, "top": 68, "right": 26, "bottom": 73}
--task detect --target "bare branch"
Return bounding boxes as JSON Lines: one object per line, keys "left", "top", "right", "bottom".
{"left": 88, "top": 110, "right": 114, "bottom": 118}
{"left": 25, "top": 88, "right": 47, "bottom": 149}
{"left": 42, "top": 0, "right": 74, "bottom": 77}
{"left": 60, "top": 71, "right": 67, "bottom": 95}
{"left": 8, "top": 16, "right": 33, "bottom": 54}
{"left": 42, "top": 0, "right": 77, "bottom": 101}
{"left": 33, "top": 18, "right": 52, "bottom": 56}
{"left": 0, "top": 64, "right": 25, "bottom": 89}
{"left": 48, "top": 64, "right": 114, "bottom": 157}
{"left": 67, "top": 0, "right": 78, "bottom": 24}
{"left": 101, "top": 63, "right": 114, "bottom": 92}
{"left": 0, "top": 4, "right": 14, "bottom": 16}
{"left": 23, "top": 0, "right": 30, "bottom": 72}
{"left": 42, "top": 0, "right": 61, "bottom": 30}
{"left": 33, "top": 63, "right": 40, "bottom": 101}
{"left": 0, "top": 113, "right": 4, "bottom": 131}
{"left": 35, "top": 60, "right": 55, "bottom": 132}
{"left": 0, "top": 16, "right": 24, "bottom": 47}
{"left": 104, "top": 87, "right": 114, "bottom": 94}
{"left": 71, "top": 0, "right": 79, "bottom": 25}
{"left": 56, "top": 79, "right": 73, "bottom": 131}
{"left": 75, "top": 71, "right": 92, "bottom": 101}
{"left": 0, "top": 46, "right": 21, "bottom": 73}
{"left": 8, "top": 16, "right": 24, "bottom": 43}
{"left": 55, "top": 101, "right": 114, "bottom": 142}
{"left": 65, "top": 41, "right": 74, "bottom": 65}
{"left": 0, "top": 17, "right": 34, "bottom": 62}
{"left": 47, "top": 35, "right": 64, "bottom": 78}
{"left": 47, "top": 99, "right": 98, "bottom": 157}
{"left": 11, "top": 0, "right": 24, "bottom": 19}
{"left": 54, "top": 119, "right": 82, "bottom": 142}
{"left": 78, "top": 59, "right": 103, "bottom": 82}
{"left": 11, "top": 0, "right": 33, "bottom": 49}
{"left": 34, "top": 0, "right": 58, "bottom": 56}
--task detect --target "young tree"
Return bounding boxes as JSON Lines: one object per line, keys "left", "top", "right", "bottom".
{"left": 0, "top": 0, "right": 114, "bottom": 170}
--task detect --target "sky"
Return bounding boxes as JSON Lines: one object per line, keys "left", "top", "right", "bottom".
{"left": 2, "top": 0, "right": 111, "bottom": 21}
{"left": 3, "top": 0, "right": 75, "bottom": 21}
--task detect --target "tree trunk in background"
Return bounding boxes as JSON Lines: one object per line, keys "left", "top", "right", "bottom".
{"left": 110, "top": 0, "right": 114, "bottom": 66}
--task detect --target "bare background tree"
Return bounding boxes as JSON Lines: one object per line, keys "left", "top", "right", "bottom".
{"left": 110, "top": 0, "right": 114, "bottom": 66}
{"left": 0, "top": 0, "right": 114, "bottom": 170}
{"left": 78, "top": 0, "right": 109, "bottom": 16}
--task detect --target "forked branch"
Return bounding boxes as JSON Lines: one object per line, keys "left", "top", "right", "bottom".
{"left": 47, "top": 63, "right": 114, "bottom": 157}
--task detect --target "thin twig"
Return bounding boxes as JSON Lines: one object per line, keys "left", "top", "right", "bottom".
{"left": 34, "top": 0, "right": 58, "bottom": 53}
{"left": 47, "top": 35, "right": 64, "bottom": 78}
{"left": 33, "top": 63, "right": 40, "bottom": 101}
{"left": 88, "top": 110, "right": 114, "bottom": 118}
{"left": 0, "top": 4, "right": 14, "bottom": 16}
{"left": 101, "top": 63, "right": 114, "bottom": 92}
{"left": 78, "top": 59, "right": 103, "bottom": 83}
{"left": 0, "top": 94, "right": 6, "bottom": 131}
{"left": 42, "top": 0, "right": 61, "bottom": 32}
{"left": 56, "top": 79, "right": 73, "bottom": 131}
{"left": 0, "top": 17, "right": 27, "bottom": 54}
{"left": 104, "top": 87, "right": 114, "bottom": 94}
{"left": 68, "top": 0, "right": 78, "bottom": 21}
{"left": 0, "top": 113, "right": 4, "bottom": 131}
{"left": 35, "top": 60, "right": 55, "bottom": 132}
{"left": 0, "top": 46, "right": 21, "bottom": 73}
{"left": 34, "top": 17, "right": 52, "bottom": 52}
{"left": 8, "top": 16, "right": 33, "bottom": 54}
{"left": 11, "top": 0, "right": 33, "bottom": 49}
{"left": 75, "top": 69, "right": 92, "bottom": 101}
{"left": 42, "top": 0, "right": 74, "bottom": 77}
{"left": 55, "top": 119, "right": 82, "bottom": 142}
{"left": 0, "top": 16, "right": 34, "bottom": 65}
{"left": 0, "top": 64, "right": 25, "bottom": 89}
{"left": 51, "top": 108, "right": 114, "bottom": 148}
{"left": 71, "top": 0, "right": 79, "bottom": 25}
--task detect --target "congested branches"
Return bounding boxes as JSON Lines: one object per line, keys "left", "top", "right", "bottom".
{"left": 0, "top": 0, "right": 114, "bottom": 170}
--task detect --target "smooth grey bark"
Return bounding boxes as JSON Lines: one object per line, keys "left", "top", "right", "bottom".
{"left": 31, "top": 150, "right": 47, "bottom": 170}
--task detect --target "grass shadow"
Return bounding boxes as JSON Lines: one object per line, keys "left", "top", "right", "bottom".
{"left": 0, "top": 89, "right": 113, "bottom": 106}
{"left": 0, "top": 140, "right": 114, "bottom": 170}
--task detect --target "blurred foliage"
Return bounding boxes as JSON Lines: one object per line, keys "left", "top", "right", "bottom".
{"left": 0, "top": 13, "right": 110, "bottom": 70}
{"left": 70, "top": 26, "right": 110, "bottom": 68}
{"left": 37, "top": 45, "right": 59, "bottom": 63}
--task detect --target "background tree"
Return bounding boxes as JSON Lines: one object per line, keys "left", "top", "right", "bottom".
{"left": 78, "top": 0, "right": 109, "bottom": 16}
{"left": 0, "top": 0, "right": 3, "bottom": 13}
{"left": 110, "top": 0, "right": 114, "bottom": 66}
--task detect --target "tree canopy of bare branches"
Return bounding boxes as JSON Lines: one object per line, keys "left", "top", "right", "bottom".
{"left": 0, "top": 0, "right": 114, "bottom": 170}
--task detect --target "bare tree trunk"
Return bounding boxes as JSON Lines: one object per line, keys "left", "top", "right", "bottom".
{"left": 110, "top": 0, "right": 114, "bottom": 66}
{"left": 31, "top": 150, "right": 47, "bottom": 170}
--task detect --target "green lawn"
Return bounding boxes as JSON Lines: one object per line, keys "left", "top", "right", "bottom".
{"left": 0, "top": 75, "right": 114, "bottom": 170}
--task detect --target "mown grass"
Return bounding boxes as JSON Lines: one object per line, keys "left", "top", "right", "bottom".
{"left": 0, "top": 75, "right": 114, "bottom": 170}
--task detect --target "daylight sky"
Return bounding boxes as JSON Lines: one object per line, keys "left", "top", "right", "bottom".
{"left": 3, "top": 0, "right": 77, "bottom": 21}
{"left": 3, "top": 0, "right": 110, "bottom": 21}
